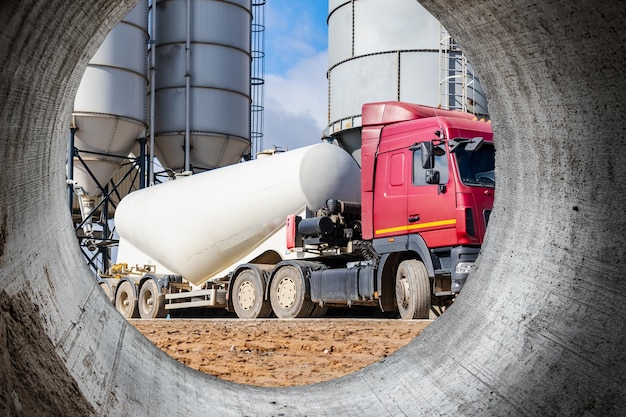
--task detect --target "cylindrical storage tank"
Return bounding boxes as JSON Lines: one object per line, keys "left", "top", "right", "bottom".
{"left": 327, "top": 0, "right": 488, "bottom": 161}
{"left": 72, "top": 1, "right": 148, "bottom": 196}
{"left": 115, "top": 143, "right": 361, "bottom": 285}
{"left": 462, "top": 60, "right": 489, "bottom": 115}
{"left": 154, "top": 0, "right": 252, "bottom": 173}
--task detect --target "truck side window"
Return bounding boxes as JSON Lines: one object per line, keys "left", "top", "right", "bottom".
{"left": 412, "top": 146, "right": 449, "bottom": 186}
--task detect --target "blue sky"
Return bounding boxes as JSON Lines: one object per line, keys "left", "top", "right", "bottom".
{"left": 261, "top": 1, "right": 329, "bottom": 151}
{"left": 264, "top": 1, "right": 328, "bottom": 76}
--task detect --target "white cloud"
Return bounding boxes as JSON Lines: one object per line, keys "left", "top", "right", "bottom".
{"left": 261, "top": 106, "right": 324, "bottom": 152}
{"left": 262, "top": 50, "right": 329, "bottom": 151}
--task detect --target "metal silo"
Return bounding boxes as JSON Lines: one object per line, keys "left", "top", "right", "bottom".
{"left": 71, "top": 1, "right": 148, "bottom": 237}
{"left": 327, "top": 0, "right": 488, "bottom": 162}
{"left": 153, "top": 0, "right": 252, "bottom": 175}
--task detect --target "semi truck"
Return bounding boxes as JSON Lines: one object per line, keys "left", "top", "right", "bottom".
{"left": 101, "top": 101, "right": 495, "bottom": 320}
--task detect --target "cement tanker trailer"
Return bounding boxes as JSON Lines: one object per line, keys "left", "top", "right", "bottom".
{"left": 105, "top": 102, "right": 495, "bottom": 320}
{"left": 105, "top": 142, "right": 361, "bottom": 318}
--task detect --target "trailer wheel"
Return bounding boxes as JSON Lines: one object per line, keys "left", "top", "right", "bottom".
{"left": 270, "top": 265, "right": 314, "bottom": 319}
{"left": 98, "top": 282, "right": 114, "bottom": 304}
{"left": 395, "top": 260, "right": 430, "bottom": 320}
{"left": 232, "top": 270, "right": 272, "bottom": 319}
{"left": 115, "top": 281, "right": 139, "bottom": 319}
{"left": 138, "top": 279, "right": 166, "bottom": 319}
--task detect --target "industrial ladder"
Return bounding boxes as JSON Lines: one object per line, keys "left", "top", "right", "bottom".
{"left": 439, "top": 25, "right": 473, "bottom": 113}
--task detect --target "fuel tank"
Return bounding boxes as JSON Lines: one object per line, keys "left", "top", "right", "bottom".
{"left": 114, "top": 143, "right": 361, "bottom": 285}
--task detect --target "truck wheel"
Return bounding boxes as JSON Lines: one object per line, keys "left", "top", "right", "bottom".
{"left": 98, "top": 281, "right": 113, "bottom": 304}
{"left": 138, "top": 279, "right": 166, "bottom": 319}
{"left": 232, "top": 270, "right": 272, "bottom": 319}
{"left": 309, "top": 304, "right": 328, "bottom": 318}
{"left": 395, "top": 260, "right": 430, "bottom": 320}
{"left": 115, "top": 281, "right": 139, "bottom": 319}
{"left": 270, "top": 265, "right": 315, "bottom": 319}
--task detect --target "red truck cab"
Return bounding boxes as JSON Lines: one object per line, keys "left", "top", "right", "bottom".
{"left": 274, "top": 101, "right": 495, "bottom": 320}
{"left": 361, "top": 102, "right": 494, "bottom": 294}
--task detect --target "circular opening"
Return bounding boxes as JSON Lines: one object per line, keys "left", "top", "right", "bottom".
{"left": 67, "top": 0, "right": 488, "bottom": 384}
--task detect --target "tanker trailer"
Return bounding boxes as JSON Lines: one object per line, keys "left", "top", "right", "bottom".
{"left": 106, "top": 143, "right": 361, "bottom": 318}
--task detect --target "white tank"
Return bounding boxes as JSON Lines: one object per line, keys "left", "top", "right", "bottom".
{"left": 327, "top": 0, "right": 488, "bottom": 161}
{"left": 153, "top": 0, "right": 252, "bottom": 173}
{"left": 115, "top": 143, "right": 361, "bottom": 285}
{"left": 328, "top": 0, "right": 440, "bottom": 135}
{"left": 72, "top": 1, "right": 147, "bottom": 196}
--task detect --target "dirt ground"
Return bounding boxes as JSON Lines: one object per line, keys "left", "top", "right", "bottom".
{"left": 131, "top": 318, "right": 431, "bottom": 387}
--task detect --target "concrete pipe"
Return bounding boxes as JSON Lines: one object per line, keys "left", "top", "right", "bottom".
{"left": 0, "top": 0, "right": 625, "bottom": 415}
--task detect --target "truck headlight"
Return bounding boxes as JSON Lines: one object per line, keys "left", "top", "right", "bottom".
{"left": 455, "top": 262, "right": 475, "bottom": 274}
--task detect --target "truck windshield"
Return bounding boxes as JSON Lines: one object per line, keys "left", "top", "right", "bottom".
{"left": 453, "top": 142, "right": 495, "bottom": 187}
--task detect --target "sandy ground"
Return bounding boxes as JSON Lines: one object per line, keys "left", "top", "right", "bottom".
{"left": 131, "top": 318, "right": 431, "bottom": 387}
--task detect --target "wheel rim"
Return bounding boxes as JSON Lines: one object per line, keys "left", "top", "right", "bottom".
{"left": 237, "top": 280, "right": 256, "bottom": 311}
{"left": 276, "top": 277, "right": 296, "bottom": 309}
{"left": 141, "top": 289, "right": 154, "bottom": 313}
{"left": 397, "top": 277, "right": 410, "bottom": 309}
{"left": 118, "top": 289, "right": 130, "bottom": 315}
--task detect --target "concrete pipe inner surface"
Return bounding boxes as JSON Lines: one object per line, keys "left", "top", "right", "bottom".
{"left": 1, "top": 0, "right": 625, "bottom": 415}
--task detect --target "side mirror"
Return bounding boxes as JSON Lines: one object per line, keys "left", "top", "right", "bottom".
{"left": 425, "top": 169, "right": 440, "bottom": 184}
{"left": 420, "top": 142, "right": 434, "bottom": 169}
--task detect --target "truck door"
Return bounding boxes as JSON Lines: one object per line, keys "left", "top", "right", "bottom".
{"left": 372, "top": 150, "right": 409, "bottom": 239}
{"left": 406, "top": 143, "right": 457, "bottom": 248}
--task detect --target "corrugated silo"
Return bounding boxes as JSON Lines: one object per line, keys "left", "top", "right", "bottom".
{"left": 71, "top": 1, "right": 148, "bottom": 232}
{"left": 153, "top": 0, "right": 252, "bottom": 174}
{"left": 327, "top": 0, "right": 488, "bottom": 162}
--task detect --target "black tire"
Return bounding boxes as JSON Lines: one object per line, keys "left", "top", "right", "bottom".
{"left": 138, "top": 279, "right": 166, "bottom": 319}
{"left": 115, "top": 281, "right": 139, "bottom": 319}
{"left": 395, "top": 259, "right": 431, "bottom": 320}
{"left": 232, "top": 269, "right": 272, "bottom": 319}
{"left": 270, "top": 265, "right": 315, "bottom": 319}
{"left": 309, "top": 304, "right": 329, "bottom": 318}
{"left": 99, "top": 282, "right": 114, "bottom": 304}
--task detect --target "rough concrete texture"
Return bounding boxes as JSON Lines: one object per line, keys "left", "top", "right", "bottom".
{"left": 0, "top": 0, "right": 625, "bottom": 415}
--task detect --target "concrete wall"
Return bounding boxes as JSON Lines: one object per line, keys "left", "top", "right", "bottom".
{"left": 1, "top": 0, "right": 625, "bottom": 415}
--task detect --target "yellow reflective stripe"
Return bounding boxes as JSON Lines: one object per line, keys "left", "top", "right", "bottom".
{"left": 375, "top": 218, "right": 457, "bottom": 236}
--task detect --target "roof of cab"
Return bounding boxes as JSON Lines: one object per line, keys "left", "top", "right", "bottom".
{"left": 362, "top": 101, "right": 478, "bottom": 127}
